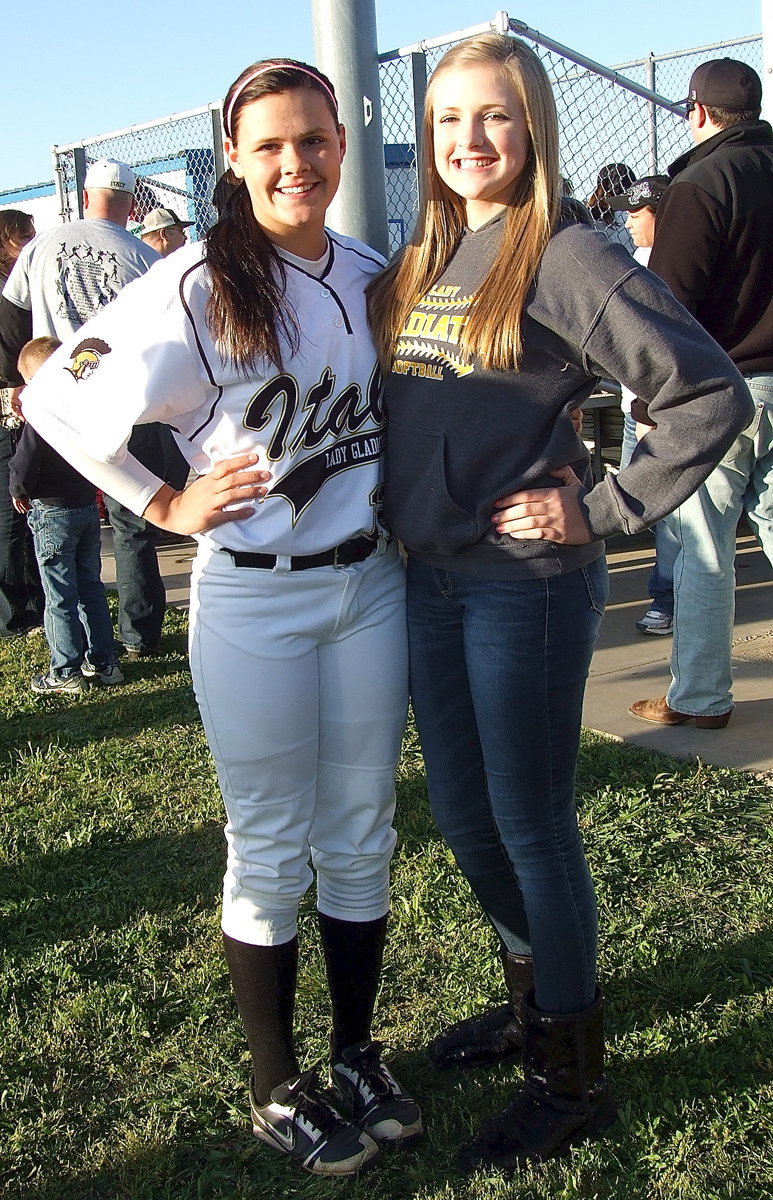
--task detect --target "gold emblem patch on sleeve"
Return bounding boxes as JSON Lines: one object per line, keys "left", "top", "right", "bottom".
{"left": 65, "top": 337, "right": 112, "bottom": 382}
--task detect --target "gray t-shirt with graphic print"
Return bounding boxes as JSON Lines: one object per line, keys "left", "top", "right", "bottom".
{"left": 3, "top": 218, "right": 159, "bottom": 338}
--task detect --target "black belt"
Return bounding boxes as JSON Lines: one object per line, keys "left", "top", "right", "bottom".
{"left": 223, "top": 534, "right": 384, "bottom": 570}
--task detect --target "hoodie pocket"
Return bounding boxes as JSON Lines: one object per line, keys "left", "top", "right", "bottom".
{"left": 384, "top": 422, "right": 481, "bottom": 555}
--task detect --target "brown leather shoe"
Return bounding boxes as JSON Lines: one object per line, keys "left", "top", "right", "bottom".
{"left": 629, "top": 696, "right": 731, "bottom": 729}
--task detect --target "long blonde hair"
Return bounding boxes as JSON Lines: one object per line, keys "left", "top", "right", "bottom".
{"left": 367, "top": 33, "right": 561, "bottom": 372}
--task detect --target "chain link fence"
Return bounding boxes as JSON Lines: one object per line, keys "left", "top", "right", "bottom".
{"left": 48, "top": 17, "right": 762, "bottom": 259}
{"left": 52, "top": 105, "right": 224, "bottom": 240}
{"left": 39, "top": 18, "right": 763, "bottom": 478}
{"left": 614, "top": 35, "right": 762, "bottom": 110}
{"left": 378, "top": 20, "right": 763, "bottom": 250}
{"left": 379, "top": 53, "right": 425, "bottom": 255}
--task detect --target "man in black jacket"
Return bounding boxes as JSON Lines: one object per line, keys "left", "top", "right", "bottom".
{"left": 631, "top": 59, "right": 773, "bottom": 728}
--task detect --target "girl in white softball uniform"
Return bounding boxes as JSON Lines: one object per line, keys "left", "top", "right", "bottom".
{"left": 21, "top": 59, "right": 419, "bottom": 1177}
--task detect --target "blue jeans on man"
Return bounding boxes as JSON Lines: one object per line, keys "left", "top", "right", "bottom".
{"left": 104, "top": 494, "right": 166, "bottom": 652}
{"left": 620, "top": 412, "right": 679, "bottom": 620}
{"left": 665, "top": 373, "right": 773, "bottom": 716}
{"left": 28, "top": 500, "right": 118, "bottom": 679}
{"left": 103, "top": 423, "right": 169, "bottom": 652}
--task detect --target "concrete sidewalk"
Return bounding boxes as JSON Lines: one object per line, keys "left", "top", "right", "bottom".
{"left": 101, "top": 528, "right": 773, "bottom": 776}
{"left": 586, "top": 531, "right": 773, "bottom": 775}
{"left": 100, "top": 527, "right": 196, "bottom": 611}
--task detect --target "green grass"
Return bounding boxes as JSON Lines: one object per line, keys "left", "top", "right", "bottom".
{"left": 1, "top": 607, "right": 771, "bottom": 1200}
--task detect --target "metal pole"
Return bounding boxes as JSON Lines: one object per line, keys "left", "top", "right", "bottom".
{"left": 507, "top": 17, "right": 687, "bottom": 115}
{"left": 409, "top": 51, "right": 428, "bottom": 214}
{"left": 379, "top": 8, "right": 509, "bottom": 58}
{"left": 51, "top": 146, "right": 70, "bottom": 224}
{"left": 312, "top": 0, "right": 390, "bottom": 256}
{"left": 54, "top": 104, "right": 216, "bottom": 154}
{"left": 614, "top": 32, "right": 761, "bottom": 68}
{"left": 646, "top": 54, "right": 657, "bottom": 174}
{"left": 72, "top": 147, "right": 87, "bottom": 220}
{"left": 210, "top": 104, "right": 227, "bottom": 185}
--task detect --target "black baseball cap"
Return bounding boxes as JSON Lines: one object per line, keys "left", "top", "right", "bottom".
{"left": 679, "top": 58, "right": 762, "bottom": 110}
{"left": 608, "top": 175, "right": 670, "bottom": 212}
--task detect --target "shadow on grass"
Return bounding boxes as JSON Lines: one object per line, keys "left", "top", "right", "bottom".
{"left": 607, "top": 927, "right": 773, "bottom": 1017}
{"left": 4, "top": 1133, "right": 256, "bottom": 1200}
{"left": 7, "top": 1131, "right": 435, "bottom": 1200}
{"left": 614, "top": 1005, "right": 772, "bottom": 1114}
{"left": 0, "top": 680, "right": 201, "bottom": 771}
{"left": 0, "top": 824, "right": 224, "bottom": 965}
{"left": 8, "top": 1001, "right": 770, "bottom": 1200}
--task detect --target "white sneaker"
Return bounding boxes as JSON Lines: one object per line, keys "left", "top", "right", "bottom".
{"left": 30, "top": 672, "right": 88, "bottom": 696}
{"left": 82, "top": 661, "right": 125, "bottom": 685}
{"left": 635, "top": 609, "right": 673, "bottom": 636}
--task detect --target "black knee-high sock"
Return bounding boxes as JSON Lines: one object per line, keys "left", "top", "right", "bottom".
{"left": 222, "top": 933, "right": 300, "bottom": 1104}
{"left": 317, "top": 912, "right": 388, "bottom": 1059}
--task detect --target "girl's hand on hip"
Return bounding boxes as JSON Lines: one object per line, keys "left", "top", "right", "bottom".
{"left": 492, "top": 465, "right": 591, "bottom": 545}
{"left": 143, "top": 453, "right": 272, "bottom": 534}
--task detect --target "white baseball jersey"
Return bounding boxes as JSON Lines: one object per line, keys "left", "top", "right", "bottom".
{"left": 21, "top": 232, "right": 387, "bottom": 556}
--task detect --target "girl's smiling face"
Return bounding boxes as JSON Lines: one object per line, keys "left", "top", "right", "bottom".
{"left": 432, "top": 65, "right": 531, "bottom": 230}
{"left": 225, "top": 87, "right": 346, "bottom": 258}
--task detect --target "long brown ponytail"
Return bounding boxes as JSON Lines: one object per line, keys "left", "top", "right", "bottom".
{"left": 205, "top": 59, "right": 340, "bottom": 373}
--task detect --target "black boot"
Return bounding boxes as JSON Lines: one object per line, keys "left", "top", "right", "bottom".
{"left": 428, "top": 951, "right": 534, "bottom": 1070}
{"left": 458, "top": 988, "right": 617, "bottom": 1172}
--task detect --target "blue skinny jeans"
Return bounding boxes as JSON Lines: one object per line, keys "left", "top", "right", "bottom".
{"left": 407, "top": 554, "right": 608, "bottom": 1014}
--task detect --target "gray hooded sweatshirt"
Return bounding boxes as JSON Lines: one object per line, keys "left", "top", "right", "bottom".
{"left": 383, "top": 214, "right": 753, "bottom": 579}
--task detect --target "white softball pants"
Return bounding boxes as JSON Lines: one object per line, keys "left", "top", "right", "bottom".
{"left": 188, "top": 542, "right": 408, "bottom": 946}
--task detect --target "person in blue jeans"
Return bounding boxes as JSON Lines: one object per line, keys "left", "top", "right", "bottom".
{"left": 608, "top": 173, "right": 679, "bottom": 636}
{"left": 102, "top": 426, "right": 168, "bottom": 658}
{"left": 9, "top": 337, "right": 123, "bottom": 694}
{"left": 619, "top": 407, "right": 679, "bottom": 632}
{"left": 630, "top": 57, "right": 773, "bottom": 728}
{"left": 368, "top": 33, "right": 752, "bottom": 1173}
